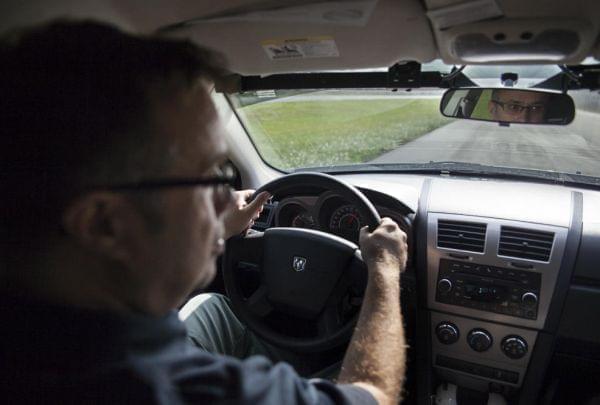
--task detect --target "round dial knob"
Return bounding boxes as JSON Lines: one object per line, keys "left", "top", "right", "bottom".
{"left": 521, "top": 292, "right": 538, "bottom": 307}
{"left": 501, "top": 335, "right": 528, "bottom": 359}
{"left": 437, "top": 278, "right": 453, "bottom": 293}
{"left": 467, "top": 328, "right": 493, "bottom": 352}
{"left": 435, "top": 322, "right": 460, "bottom": 345}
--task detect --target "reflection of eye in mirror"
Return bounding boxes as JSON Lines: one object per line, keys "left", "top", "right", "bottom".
{"left": 440, "top": 88, "right": 575, "bottom": 125}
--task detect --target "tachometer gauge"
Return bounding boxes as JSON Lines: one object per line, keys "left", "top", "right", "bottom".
{"left": 329, "top": 205, "right": 362, "bottom": 241}
{"left": 276, "top": 202, "right": 315, "bottom": 229}
{"left": 291, "top": 212, "right": 315, "bottom": 228}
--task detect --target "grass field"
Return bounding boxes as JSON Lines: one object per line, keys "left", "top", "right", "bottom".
{"left": 238, "top": 97, "right": 453, "bottom": 170}
{"left": 471, "top": 90, "right": 493, "bottom": 120}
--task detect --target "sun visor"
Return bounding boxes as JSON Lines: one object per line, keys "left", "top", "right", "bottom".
{"left": 162, "top": 0, "right": 437, "bottom": 75}
{"left": 435, "top": 18, "right": 597, "bottom": 65}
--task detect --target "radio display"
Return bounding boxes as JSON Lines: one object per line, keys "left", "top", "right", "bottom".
{"left": 462, "top": 284, "right": 507, "bottom": 302}
{"left": 436, "top": 259, "right": 541, "bottom": 320}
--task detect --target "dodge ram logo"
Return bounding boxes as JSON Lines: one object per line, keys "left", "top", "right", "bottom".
{"left": 292, "top": 256, "right": 307, "bottom": 272}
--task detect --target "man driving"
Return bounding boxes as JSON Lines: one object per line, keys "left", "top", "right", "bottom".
{"left": 1, "top": 20, "right": 408, "bottom": 404}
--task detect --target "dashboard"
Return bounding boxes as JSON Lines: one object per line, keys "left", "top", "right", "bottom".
{"left": 250, "top": 172, "right": 600, "bottom": 403}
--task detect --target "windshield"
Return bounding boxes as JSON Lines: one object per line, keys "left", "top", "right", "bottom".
{"left": 230, "top": 63, "right": 600, "bottom": 180}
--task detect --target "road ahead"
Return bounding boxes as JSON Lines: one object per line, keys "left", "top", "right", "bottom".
{"left": 371, "top": 111, "right": 600, "bottom": 176}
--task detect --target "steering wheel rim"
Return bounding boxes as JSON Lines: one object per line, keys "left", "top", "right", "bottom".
{"left": 223, "top": 172, "right": 381, "bottom": 352}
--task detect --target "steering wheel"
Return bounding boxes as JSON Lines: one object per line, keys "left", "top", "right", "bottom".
{"left": 222, "top": 172, "right": 381, "bottom": 353}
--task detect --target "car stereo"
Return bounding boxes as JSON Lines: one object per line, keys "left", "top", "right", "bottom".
{"left": 435, "top": 259, "right": 541, "bottom": 320}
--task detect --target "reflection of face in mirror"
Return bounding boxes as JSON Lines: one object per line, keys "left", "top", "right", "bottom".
{"left": 488, "top": 89, "right": 549, "bottom": 124}
{"left": 441, "top": 88, "right": 575, "bottom": 125}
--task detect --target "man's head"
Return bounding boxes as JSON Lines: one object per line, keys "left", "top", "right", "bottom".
{"left": 1, "top": 20, "right": 232, "bottom": 314}
{"left": 488, "top": 89, "right": 549, "bottom": 123}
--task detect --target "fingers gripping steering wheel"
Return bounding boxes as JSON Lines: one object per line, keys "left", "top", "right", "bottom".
{"left": 222, "top": 172, "right": 381, "bottom": 352}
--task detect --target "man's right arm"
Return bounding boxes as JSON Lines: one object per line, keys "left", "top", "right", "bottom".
{"left": 337, "top": 218, "right": 408, "bottom": 405}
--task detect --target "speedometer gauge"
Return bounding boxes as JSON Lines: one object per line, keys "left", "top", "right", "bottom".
{"left": 329, "top": 205, "right": 362, "bottom": 241}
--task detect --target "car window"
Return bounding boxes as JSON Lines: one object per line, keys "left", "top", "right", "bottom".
{"left": 230, "top": 63, "right": 600, "bottom": 179}
{"left": 231, "top": 88, "right": 452, "bottom": 170}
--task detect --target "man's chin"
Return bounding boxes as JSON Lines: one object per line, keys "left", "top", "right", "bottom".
{"left": 195, "top": 262, "right": 217, "bottom": 290}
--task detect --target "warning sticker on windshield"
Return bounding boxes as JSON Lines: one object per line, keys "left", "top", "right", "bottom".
{"left": 262, "top": 36, "right": 340, "bottom": 60}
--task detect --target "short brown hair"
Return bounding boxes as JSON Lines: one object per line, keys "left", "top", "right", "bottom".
{"left": 0, "top": 19, "right": 227, "bottom": 265}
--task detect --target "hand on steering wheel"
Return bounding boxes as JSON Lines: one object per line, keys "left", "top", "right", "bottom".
{"left": 360, "top": 218, "right": 408, "bottom": 272}
{"left": 222, "top": 172, "right": 385, "bottom": 352}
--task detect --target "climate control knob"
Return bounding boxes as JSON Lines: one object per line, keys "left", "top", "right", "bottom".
{"left": 435, "top": 322, "right": 460, "bottom": 345}
{"left": 501, "top": 335, "right": 528, "bottom": 359}
{"left": 467, "top": 328, "right": 493, "bottom": 352}
{"left": 521, "top": 292, "right": 538, "bottom": 307}
{"left": 437, "top": 278, "right": 453, "bottom": 293}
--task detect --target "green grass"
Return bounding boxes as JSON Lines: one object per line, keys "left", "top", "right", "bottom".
{"left": 471, "top": 89, "right": 493, "bottom": 120}
{"left": 238, "top": 98, "right": 453, "bottom": 170}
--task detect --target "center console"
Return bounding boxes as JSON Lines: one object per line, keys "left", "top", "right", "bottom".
{"left": 426, "top": 212, "right": 569, "bottom": 391}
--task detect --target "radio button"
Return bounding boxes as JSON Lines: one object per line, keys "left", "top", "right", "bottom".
{"left": 501, "top": 336, "right": 528, "bottom": 359}
{"left": 438, "top": 278, "right": 453, "bottom": 293}
{"left": 435, "top": 322, "right": 460, "bottom": 345}
{"left": 467, "top": 329, "right": 493, "bottom": 352}
{"left": 521, "top": 292, "right": 538, "bottom": 307}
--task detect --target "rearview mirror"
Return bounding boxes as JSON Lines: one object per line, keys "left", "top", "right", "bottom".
{"left": 440, "top": 88, "right": 575, "bottom": 125}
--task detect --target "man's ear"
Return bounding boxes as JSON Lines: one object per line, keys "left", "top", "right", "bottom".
{"left": 488, "top": 100, "right": 497, "bottom": 114}
{"left": 62, "top": 192, "right": 143, "bottom": 263}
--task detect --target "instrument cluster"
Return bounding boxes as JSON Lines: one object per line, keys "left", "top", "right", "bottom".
{"left": 274, "top": 192, "right": 411, "bottom": 245}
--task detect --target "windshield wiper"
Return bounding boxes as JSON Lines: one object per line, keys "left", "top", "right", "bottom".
{"left": 294, "top": 162, "right": 600, "bottom": 188}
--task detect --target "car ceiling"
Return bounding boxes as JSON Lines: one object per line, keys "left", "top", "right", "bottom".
{"left": 1, "top": 0, "right": 599, "bottom": 75}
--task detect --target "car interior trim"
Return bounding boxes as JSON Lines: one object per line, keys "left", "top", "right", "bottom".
{"left": 543, "top": 191, "right": 584, "bottom": 331}
{"left": 415, "top": 178, "right": 434, "bottom": 404}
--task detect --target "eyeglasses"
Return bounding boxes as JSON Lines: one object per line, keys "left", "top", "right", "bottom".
{"left": 93, "top": 175, "right": 236, "bottom": 192}
{"left": 88, "top": 164, "right": 237, "bottom": 201}
{"left": 491, "top": 100, "right": 546, "bottom": 115}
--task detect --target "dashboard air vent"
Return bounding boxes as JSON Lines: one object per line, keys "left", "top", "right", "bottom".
{"left": 498, "top": 226, "right": 554, "bottom": 262}
{"left": 437, "top": 220, "right": 487, "bottom": 253}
